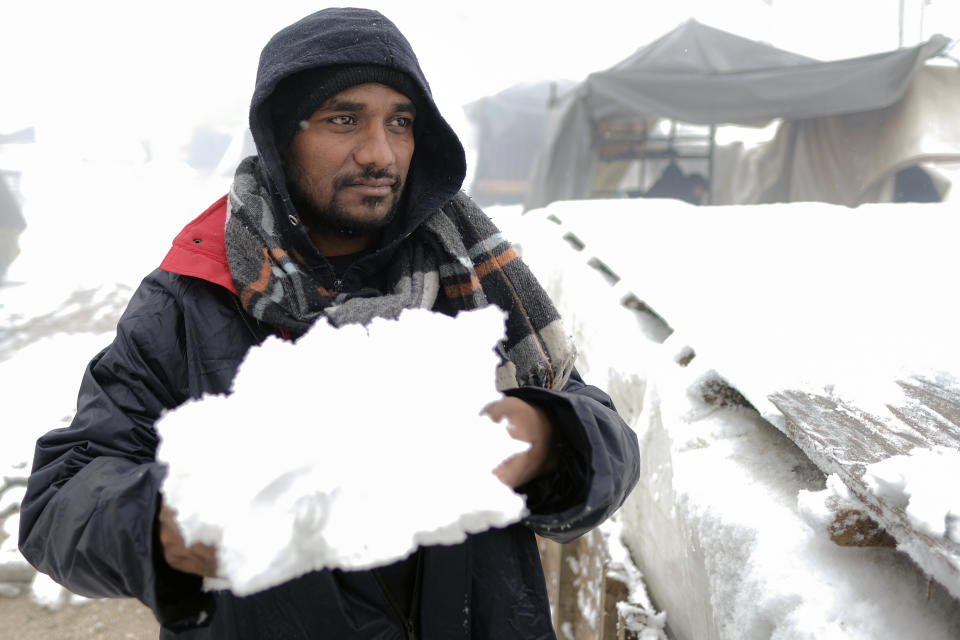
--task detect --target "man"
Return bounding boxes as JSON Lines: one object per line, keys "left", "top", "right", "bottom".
{"left": 19, "top": 8, "right": 640, "bottom": 639}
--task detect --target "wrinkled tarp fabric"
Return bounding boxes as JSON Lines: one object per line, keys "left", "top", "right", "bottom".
{"left": 711, "top": 65, "right": 960, "bottom": 206}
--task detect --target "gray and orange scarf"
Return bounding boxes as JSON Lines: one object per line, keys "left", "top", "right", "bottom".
{"left": 225, "top": 156, "right": 575, "bottom": 391}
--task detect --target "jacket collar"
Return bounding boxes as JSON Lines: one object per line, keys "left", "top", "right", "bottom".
{"left": 159, "top": 194, "right": 236, "bottom": 293}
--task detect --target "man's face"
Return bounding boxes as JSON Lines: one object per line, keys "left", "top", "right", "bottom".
{"left": 285, "top": 82, "right": 416, "bottom": 239}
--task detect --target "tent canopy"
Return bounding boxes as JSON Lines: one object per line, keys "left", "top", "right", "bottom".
{"left": 525, "top": 20, "right": 951, "bottom": 210}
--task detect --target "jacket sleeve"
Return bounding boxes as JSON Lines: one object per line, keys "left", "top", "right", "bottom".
{"left": 17, "top": 274, "right": 212, "bottom": 627}
{"left": 507, "top": 369, "right": 640, "bottom": 543}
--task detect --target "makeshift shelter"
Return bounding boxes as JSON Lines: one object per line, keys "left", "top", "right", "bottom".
{"left": 464, "top": 80, "right": 575, "bottom": 206}
{"left": 524, "top": 20, "right": 954, "bottom": 210}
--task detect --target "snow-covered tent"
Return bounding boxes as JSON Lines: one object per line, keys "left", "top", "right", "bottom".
{"left": 524, "top": 20, "right": 955, "bottom": 210}
{"left": 464, "top": 80, "right": 575, "bottom": 206}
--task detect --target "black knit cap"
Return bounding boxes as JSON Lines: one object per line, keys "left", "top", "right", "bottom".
{"left": 270, "top": 64, "right": 425, "bottom": 151}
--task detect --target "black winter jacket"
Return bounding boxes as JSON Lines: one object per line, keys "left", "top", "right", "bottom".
{"left": 20, "top": 262, "right": 640, "bottom": 638}
{"left": 19, "top": 8, "right": 641, "bottom": 639}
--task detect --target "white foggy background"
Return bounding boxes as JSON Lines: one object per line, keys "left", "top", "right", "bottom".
{"left": 2, "top": 0, "right": 958, "bottom": 168}
{"left": 2, "top": 0, "right": 957, "bottom": 289}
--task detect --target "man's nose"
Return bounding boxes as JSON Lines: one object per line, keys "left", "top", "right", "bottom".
{"left": 353, "top": 123, "right": 394, "bottom": 167}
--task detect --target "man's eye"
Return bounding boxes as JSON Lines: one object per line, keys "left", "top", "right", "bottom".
{"left": 328, "top": 115, "right": 355, "bottom": 125}
{"left": 392, "top": 116, "right": 413, "bottom": 128}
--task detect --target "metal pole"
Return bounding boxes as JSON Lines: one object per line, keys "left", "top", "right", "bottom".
{"left": 707, "top": 125, "right": 716, "bottom": 205}
{"left": 899, "top": 0, "right": 905, "bottom": 48}
{"left": 920, "top": 0, "right": 926, "bottom": 42}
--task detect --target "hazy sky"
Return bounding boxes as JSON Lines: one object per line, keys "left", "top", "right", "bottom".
{"left": 1, "top": 0, "right": 956, "bottom": 160}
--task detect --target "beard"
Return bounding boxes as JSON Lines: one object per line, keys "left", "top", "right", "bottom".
{"left": 285, "top": 161, "right": 405, "bottom": 238}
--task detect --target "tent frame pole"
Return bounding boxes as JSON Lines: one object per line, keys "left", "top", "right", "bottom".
{"left": 707, "top": 125, "right": 716, "bottom": 205}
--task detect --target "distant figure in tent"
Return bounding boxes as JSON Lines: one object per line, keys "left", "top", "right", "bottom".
{"left": 893, "top": 165, "right": 941, "bottom": 203}
{"left": 644, "top": 161, "right": 709, "bottom": 205}
{"left": 19, "top": 7, "right": 640, "bottom": 639}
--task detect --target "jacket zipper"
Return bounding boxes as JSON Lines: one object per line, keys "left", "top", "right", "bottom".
{"left": 372, "top": 550, "right": 424, "bottom": 640}
{"left": 232, "top": 295, "right": 265, "bottom": 341}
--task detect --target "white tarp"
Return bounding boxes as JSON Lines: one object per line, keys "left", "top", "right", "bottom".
{"left": 712, "top": 65, "right": 960, "bottom": 206}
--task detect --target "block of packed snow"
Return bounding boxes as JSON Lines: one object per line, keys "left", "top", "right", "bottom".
{"left": 157, "top": 306, "right": 530, "bottom": 596}
{"left": 618, "top": 359, "right": 960, "bottom": 640}
{"left": 770, "top": 379, "right": 960, "bottom": 601}
{"left": 864, "top": 447, "right": 960, "bottom": 543}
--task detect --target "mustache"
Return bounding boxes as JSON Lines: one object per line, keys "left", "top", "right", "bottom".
{"left": 333, "top": 167, "right": 403, "bottom": 194}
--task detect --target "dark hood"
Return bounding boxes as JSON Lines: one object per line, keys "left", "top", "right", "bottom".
{"left": 248, "top": 7, "right": 467, "bottom": 261}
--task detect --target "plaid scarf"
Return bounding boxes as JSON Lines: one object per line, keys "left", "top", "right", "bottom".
{"left": 225, "top": 156, "right": 575, "bottom": 390}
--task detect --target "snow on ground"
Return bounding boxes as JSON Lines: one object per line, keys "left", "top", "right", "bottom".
{"left": 159, "top": 306, "right": 529, "bottom": 596}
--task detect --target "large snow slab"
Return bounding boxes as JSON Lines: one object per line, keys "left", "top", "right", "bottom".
{"left": 157, "top": 306, "right": 529, "bottom": 597}
{"left": 771, "top": 378, "right": 960, "bottom": 600}
{"left": 621, "top": 359, "right": 960, "bottom": 640}
{"left": 500, "top": 200, "right": 960, "bottom": 639}
{"left": 526, "top": 198, "right": 960, "bottom": 422}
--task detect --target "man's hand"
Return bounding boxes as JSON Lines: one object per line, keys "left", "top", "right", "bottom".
{"left": 157, "top": 502, "right": 219, "bottom": 578}
{"left": 483, "top": 397, "right": 559, "bottom": 488}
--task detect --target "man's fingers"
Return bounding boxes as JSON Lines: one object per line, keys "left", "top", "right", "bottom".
{"left": 165, "top": 538, "right": 219, "bottom": 578}
{"left": 178, "top": 544, "right": 219, "bottom": 578}
{"left": 481, "top": 398, "right": 510, "bottom": 423}
{"left": 493, "top": 451, "right": 528, "bottom": 488}
{"left": 484, "top": 397, "right": 559, "bottom": 488}
{"left": 483, "top": 397, "right": 548, "bottom": 441}
{"left": 158, "top": 502, "right": 220, "bottom": 577}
